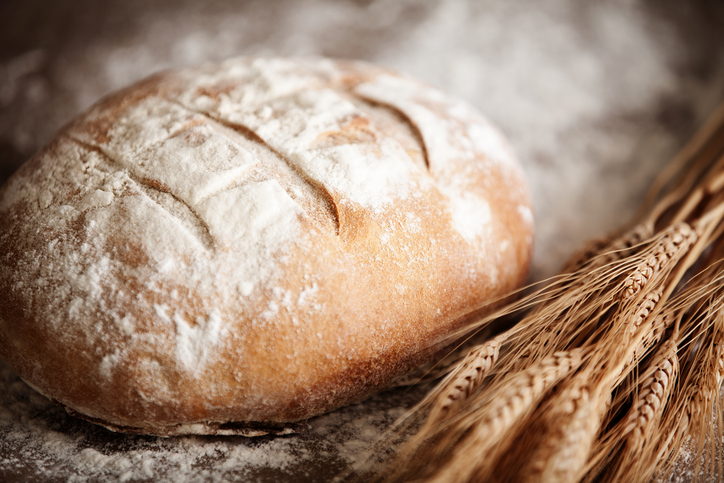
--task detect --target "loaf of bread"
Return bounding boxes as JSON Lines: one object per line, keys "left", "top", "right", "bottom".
{"left": 0, "top": 57, "right": 533, "bottom": 436}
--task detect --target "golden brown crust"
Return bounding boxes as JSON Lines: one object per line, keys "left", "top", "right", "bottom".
{"left": 0, "top": 57, "right": 533, "bottom": 435}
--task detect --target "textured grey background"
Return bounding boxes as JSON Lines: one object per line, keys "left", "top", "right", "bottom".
{"left": 1, "top": 0, "right": 724, "bottom": 481}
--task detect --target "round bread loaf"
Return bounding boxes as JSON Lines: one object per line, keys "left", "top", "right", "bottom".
{"left": 0, "top": 57, "right": 533, "bottom": 436}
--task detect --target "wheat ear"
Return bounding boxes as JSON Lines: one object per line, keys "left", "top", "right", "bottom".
{"left": 626, "top": 338, "right": 679, "bottom": 442}
{"left": 419, "top": 349, "right": 586, "bottom": 483}
{"left": 621, "top": 222, "right": 697, "bottom": 299}
{"left": 610, "top": 336, "right": 680, "bottom": 482}
{"left": 564, "top": 223, "right": 653, "bottom": 273}
{"left": 511, "top": 372, "right": 610, "bottom": 483}
{"left": 434, "top": 335, "right": 503, "bottom": 414}
{"left": 381, "top": 334, "right": 505, "bottom": 476}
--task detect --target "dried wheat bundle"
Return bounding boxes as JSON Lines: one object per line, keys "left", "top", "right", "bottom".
{"left": 352, "top": 102, "right": 724, "bottom": 483}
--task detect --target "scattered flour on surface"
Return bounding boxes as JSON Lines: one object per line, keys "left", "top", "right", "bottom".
{"left": 0, "top": 360, "right": 420, "bottom": 482}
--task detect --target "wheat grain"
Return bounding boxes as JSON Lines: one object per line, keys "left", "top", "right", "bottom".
{"left": 519, "top": 376, "right": 610, "bottom": 483}
{"left": 626, "top": 288, "right": 663, "bottom": 334}
{"left": 625, "top": 338, "right": 679, "bottom": 443}
{"left": 437, "top": 336, "right": 502, "bottom": 413}
{"left": 626, "top": 314, "right": 670, "bottom": 371}
{"left": 599, "top": 318, "right": 669, "bottom": 440}
{"left": 621, "top": 222, "right": 697, "bottom": 299}
{"left": 633, "top": 391, "right": 691, "bottom": 483}
{"left": 643, "top": 314, "right": 668, "bottom": 350}
{"left": 397, "top": 335, "right": 504, "bottom": 464}
{"left": 421, "top": 349, "right": 585, "bottom": 483}
{"left": 565, "top": 224, "right": 653, "bottom": 273}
